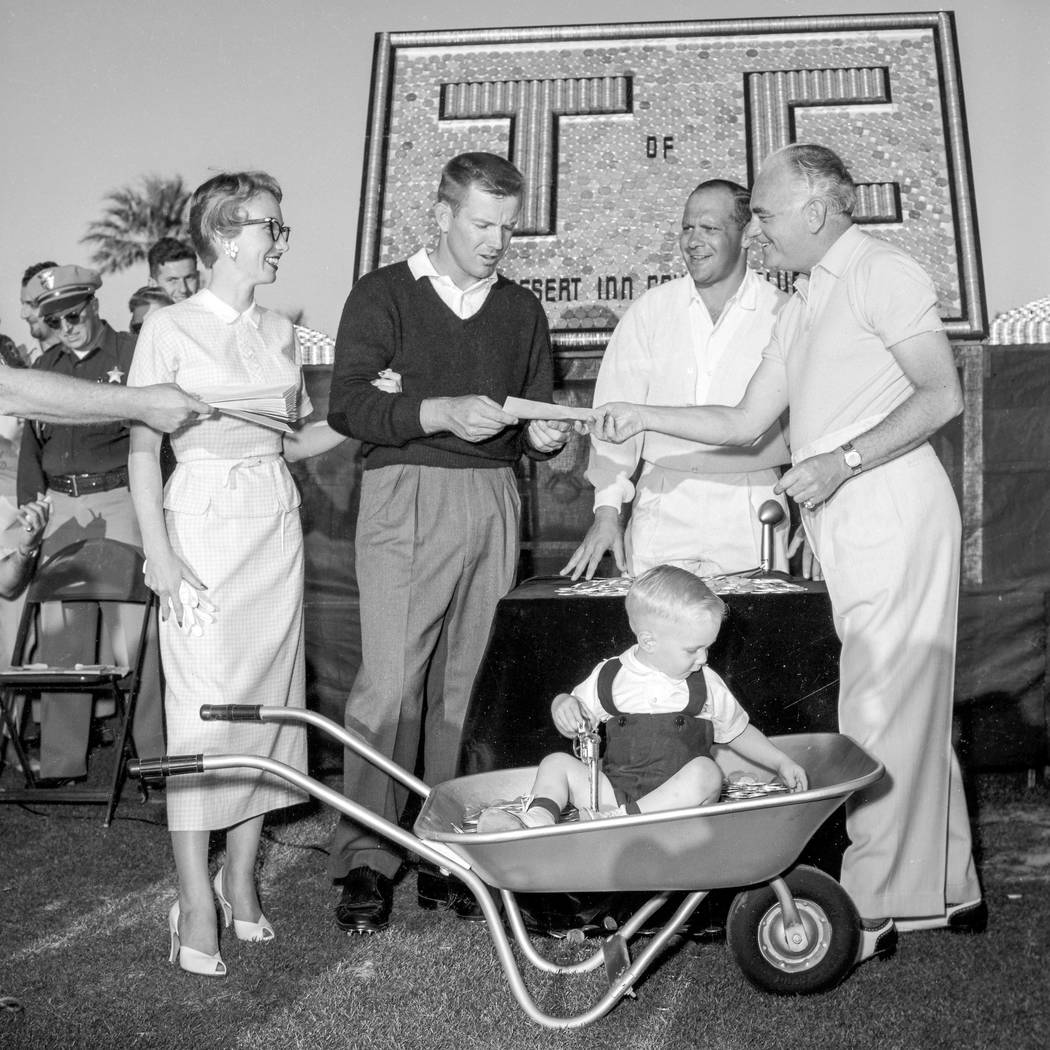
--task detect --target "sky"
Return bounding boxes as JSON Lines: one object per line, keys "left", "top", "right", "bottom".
{"left": 2, "top": 0, "right": 1048, "bottom": 349}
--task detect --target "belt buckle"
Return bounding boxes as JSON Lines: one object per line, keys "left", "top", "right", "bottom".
{"left": 69, "top": 475, "right": 81, "bottom": 498}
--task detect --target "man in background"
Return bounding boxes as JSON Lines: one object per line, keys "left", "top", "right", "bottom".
{"left": 147, "top": 237, "right": 199, "bottom": 303}
{"left": 128, "top": 286, "right": 174, "bottom": 335}
{"left": 2, "top": 261, "right": 64, "bottom": 659}
{"left": 18, "top": 261, "right": 63, "bottom": 364}
{"left": 0, "top": 320, "right": 32, "bottom": 662}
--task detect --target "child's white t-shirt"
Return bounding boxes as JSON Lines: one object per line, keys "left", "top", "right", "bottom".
{"left": 571, "top": 645, "right": 750, "bottom": 744}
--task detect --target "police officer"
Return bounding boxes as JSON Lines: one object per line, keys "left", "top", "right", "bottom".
{"left": 18, "top": 264, "right": 164, "bottom": 784}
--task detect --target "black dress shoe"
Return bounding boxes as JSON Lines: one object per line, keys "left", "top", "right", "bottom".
{"left": 415, "top": 865, "right": 548, "bottom": 931}
{"left": 895, "top": 898, "right": 988, "bottom": 934}
{"left": 416, "top": 868, "right": 451, "bottom": 911}
{"left": 335, "top": 867, "right": 394, "bottom": 934}
{"left": 947, "top": 899, "right": 988, "bottom": 933}
{"left": 417, "top": 868, "right": 484, "bottom": 918}
{"left": 857, "top": 918, "right": 898, "bottom": 964}
{"left": 450, "top": 885, "right": 485, "bottom": 922}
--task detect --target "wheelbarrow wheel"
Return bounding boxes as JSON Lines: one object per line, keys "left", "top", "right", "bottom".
{"left": 726, "top": 865, "right": 860, "bottom": 995}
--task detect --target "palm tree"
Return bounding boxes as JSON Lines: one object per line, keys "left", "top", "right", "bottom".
{"left": 81, "top": 175, "right": 191, "bottom": 274}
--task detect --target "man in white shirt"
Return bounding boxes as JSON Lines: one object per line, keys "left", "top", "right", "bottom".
{"left": 562, "top": 179, "right": 791, "bottom": 581}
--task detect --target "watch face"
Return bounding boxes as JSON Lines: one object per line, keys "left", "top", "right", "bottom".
{"left": 845, "top": 449, "right": 862, "bottom": 468}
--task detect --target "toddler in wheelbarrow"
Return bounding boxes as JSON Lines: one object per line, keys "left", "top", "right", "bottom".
{"left": 135, "top": 562, "right": 887, "bottom": 1028}
{"left": 475, "top": 565, "right": 807, "bottom": 834}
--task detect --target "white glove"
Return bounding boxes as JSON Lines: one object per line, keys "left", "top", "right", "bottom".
{"left": 167, "top": 581, "right": 217, "bottom": 637}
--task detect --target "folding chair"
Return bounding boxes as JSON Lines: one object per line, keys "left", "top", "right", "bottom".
{"left": 0, "top": 538, "right": 157, "bottom": 826}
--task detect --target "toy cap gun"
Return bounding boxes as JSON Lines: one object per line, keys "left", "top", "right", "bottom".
{"left": 573, "top": 724, "right": 602, "bottom": 811}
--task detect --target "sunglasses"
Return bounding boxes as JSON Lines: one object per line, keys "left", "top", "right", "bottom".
{"left": 44, "top": 301, "right": 92, "bottom": 330}
{"left": 233, "top": 217, "right": 291, "bottom": 244}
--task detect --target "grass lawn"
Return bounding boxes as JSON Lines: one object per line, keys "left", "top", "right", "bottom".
{"left": 1, "top": 771, "right": 1048, "bottom": 1050}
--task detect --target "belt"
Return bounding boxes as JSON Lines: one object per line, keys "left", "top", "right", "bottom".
{"left": 47, "top": 467, "right": 129, "bottom": 497}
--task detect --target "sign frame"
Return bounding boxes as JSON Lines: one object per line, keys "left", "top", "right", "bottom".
{"left": 356, "top": 12, "right": 986, "bottom": 347}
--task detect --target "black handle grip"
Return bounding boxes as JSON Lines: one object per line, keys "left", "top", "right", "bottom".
{"left": 129, "top": 755, "right": 206, "bottom": 778}
{"left": 199, "top": 704, "right": 262, "bottom": 722}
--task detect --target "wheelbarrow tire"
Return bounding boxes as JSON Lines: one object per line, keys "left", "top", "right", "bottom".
{"left": 726, "top": 864, "right": 860, "bottom": 995}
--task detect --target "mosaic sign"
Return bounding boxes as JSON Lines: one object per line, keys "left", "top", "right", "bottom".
{"left": 358, "top": 13, "right": 986, "bottom": 348}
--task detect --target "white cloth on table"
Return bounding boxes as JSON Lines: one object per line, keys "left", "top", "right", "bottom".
{"left": 128, "top": 289, "right": 311, "bottom": 831}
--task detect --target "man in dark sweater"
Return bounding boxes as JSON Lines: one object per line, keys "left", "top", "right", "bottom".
{"left": 327, "top": 153, "right": 569, "bottom": 932}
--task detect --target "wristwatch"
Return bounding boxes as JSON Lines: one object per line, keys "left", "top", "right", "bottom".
{"left": 841, "top": 442, "right": 863, "bottom": 474}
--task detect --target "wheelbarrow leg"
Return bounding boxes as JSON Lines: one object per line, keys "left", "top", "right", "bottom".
{"left": 500, "top": 890, "right": 678, "bottom": 976}
{"left": 601, "top": 935, "right": 634, "bottom": 997}
{"left": 487, "top": 889, "right": 710, "bottom": 1029}
{"left": 770, "top": 875, "right": 812, "bottom": 952}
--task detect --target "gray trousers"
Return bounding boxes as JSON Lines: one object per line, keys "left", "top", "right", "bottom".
{"left": 34, "top": 487, "right": 164, "bottom": 779}
{"left": 328, "top": 464, "right": 519, "bottom": 881}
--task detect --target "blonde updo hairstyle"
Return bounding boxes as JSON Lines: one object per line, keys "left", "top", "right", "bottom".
{"left": 188, "top": 171, "right": 283, "bottom": 267}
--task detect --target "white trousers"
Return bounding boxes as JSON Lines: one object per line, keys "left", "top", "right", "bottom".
{"left": 626, "top": 463, "right": 788, "bottom": 577}
{"left": 802, "top": 443, "right": 980, "bottom": 919}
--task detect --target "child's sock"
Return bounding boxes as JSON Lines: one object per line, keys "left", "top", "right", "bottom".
{"left": 524, "top": 796, "right": 561, "bottom": 826}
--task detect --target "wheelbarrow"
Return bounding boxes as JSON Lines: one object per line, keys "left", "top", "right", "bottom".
{"left": 131, "top": 705, "right": 883, "bottom": 1030}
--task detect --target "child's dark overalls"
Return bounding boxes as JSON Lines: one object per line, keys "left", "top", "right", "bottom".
{"left": 597, "top": 658, "right": 714, "bottom": 805}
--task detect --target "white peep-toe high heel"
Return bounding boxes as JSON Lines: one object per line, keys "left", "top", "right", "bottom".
{"left": 213, "top": 866, "right": 275, "bottom": 942}
{"left": 168, "top": 901, "right": 226, "bottom": 977}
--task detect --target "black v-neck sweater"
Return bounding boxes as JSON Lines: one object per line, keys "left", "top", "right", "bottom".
{"left": 328, "top": 261, "right": 556, "bottom": 470}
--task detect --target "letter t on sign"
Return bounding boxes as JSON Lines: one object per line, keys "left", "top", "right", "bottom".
{"left": 439, "top": 76, "right": 634, "bottom": 235}
{"left": 746, "top": 66, "right": 902, "bottom": 223}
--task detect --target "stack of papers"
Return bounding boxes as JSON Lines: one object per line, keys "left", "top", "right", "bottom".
{"left": 201, "top": 385, "right": 297, "bottom": 432}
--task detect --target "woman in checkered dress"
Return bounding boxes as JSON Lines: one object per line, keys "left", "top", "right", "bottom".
{"left": 128, "top": 172, "right": 345, "bottom": 977}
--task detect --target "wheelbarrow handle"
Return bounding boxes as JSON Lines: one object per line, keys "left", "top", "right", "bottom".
{"left": 200, "top": 704, "right": 262, "bottom": 722}
{"left": 194, "top": 703, "right": 433, "bottom": 801}
{"left": 129, "top": 754, "right": 205, "bottom": 778}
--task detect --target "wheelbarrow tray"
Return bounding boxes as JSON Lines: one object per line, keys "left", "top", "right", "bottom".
{"left": 415, "top": 732, "right": 878, "bottom": 893}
